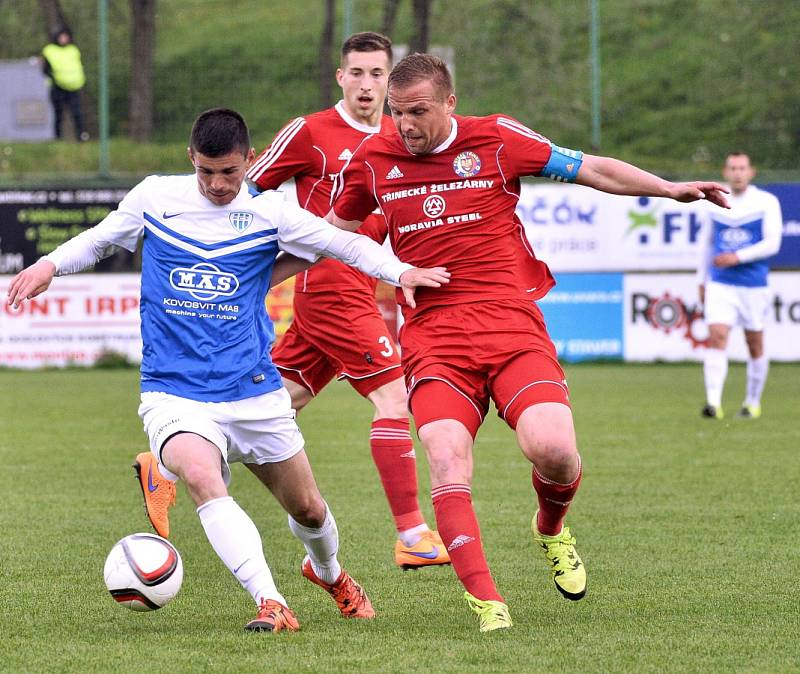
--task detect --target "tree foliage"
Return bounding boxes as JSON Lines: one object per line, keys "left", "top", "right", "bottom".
{"left": 1, "top": 0, "right": 798, "bottom": 174}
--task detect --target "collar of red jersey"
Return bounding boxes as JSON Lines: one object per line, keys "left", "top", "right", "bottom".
{"left": 334, "top": 100, "right": 382, "bottom": 134}
{"left": 431, "top": 117, "right": 458, "bottom": 155}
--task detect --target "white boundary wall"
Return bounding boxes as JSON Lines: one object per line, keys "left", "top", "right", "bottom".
{"left": 622, "top": 272, "right": 800, "bottom": 362}
{"left": 0, "top": 273, "right": 142, "bottom": 368}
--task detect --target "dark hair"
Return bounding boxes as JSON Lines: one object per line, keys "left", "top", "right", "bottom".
{"left": 190, "top": 108, "right": 251, "bottom": 157}
{"left": 388, "top": 53, "right": 453, "bottom": 100}
{"left": 53, "top": 29, "right": 72, "bottom": 43}
{"left": 725, "top": 152, "right": 752, "bottom": 164}
{"left": 341, "top": 31, "right": 392, "bottom": 64}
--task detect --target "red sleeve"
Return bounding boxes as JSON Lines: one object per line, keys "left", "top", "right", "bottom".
{"left": 331, "top": 142, "right": 379, "bottom": 222}
{"left": 246, "top": 117, "right": 313, "bottom": 191}
{"left": 494, "top": 115, "right": 553, "bottom": 179}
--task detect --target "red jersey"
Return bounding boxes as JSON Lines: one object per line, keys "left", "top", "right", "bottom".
{"left": 332, "top": 114, "right": 558, "bottom": 317}
{"left": 247, "top": 102, "right": 396, "bottom": 297}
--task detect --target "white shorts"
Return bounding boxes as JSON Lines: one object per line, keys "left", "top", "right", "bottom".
{"left": 704, "top": 281, "right": 771, "bottom": 332}
{"left": 138, "top": 387, "right": 304, "bottom": 485}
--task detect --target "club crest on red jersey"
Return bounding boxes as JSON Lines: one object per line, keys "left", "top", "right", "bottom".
{"left": 453, "top": 151, "right": 481, "bottom": 178}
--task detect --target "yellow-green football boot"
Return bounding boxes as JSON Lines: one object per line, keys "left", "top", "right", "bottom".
{"left": 464, "top": 592, "right": 513, "bottom": 633}
{"left": 532, "top": 514, "right": 586, "bottom": 600}
{"left": 737, "top": 404, "right": 761, "bottom": 419}
{"left": 701, "top": 404, "right": 724, "bottom": 419}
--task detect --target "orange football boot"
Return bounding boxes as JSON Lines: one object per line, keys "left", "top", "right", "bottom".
{"left": 245, "top": 598, "right": 300, "bottom": 632}
{"left": 394, "top": 530, "right": 451, "bottom": 570}
{"left": 132, "top": 452, "right": 176, "bottom": 539}
{"left": 301, "top": 557, "right": 375, "bottom": 618}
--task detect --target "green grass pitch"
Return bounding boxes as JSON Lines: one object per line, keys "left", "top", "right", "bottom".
{"left": 1, "top": 363, "right": 798, "bottom": 673}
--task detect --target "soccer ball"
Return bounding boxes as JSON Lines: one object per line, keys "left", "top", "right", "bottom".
{"left": 103, "top": 533, "right": 183, "bottom": 611}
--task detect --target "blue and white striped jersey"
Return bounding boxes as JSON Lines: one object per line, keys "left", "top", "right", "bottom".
{"left": 45, "top": 174, "right": 410, "bottom": 402}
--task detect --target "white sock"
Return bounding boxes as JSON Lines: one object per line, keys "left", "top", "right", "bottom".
{"left": 745, "top": 356, "right": 769, "bottom": 406}
{"left": 703, "top": 348, "right": 728, "bottom": 408}
{"left": 197, "top": 496, "right": 285, "bottom": 606}
{"left": 288, "top": 505, "right": 341, "bottom": 584}
{"left": 398, "top": 523, "right": 430, "bottom": 547}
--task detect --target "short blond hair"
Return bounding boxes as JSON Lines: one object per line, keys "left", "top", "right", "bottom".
{"left": 388, "top": 53, "right": 453, "bottom": 100}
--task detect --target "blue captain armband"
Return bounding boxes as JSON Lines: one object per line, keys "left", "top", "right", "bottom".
{"left": 540, "top": 145, "right": 584, "bottom": 183}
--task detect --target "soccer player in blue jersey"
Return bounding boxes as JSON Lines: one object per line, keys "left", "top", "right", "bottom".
{"left": 6, "top": 107, "right": 449, "bottom": 633}
{"left": 697, "top": 153, "right": 783, "bottom": 419}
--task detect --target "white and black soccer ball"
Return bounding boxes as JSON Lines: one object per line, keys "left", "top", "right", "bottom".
{"left": 103, "top": 533, "right": 183, "bottom": 611}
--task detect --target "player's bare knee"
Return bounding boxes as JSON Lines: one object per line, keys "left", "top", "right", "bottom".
{"left": 427, "top": 454, "right": 468, "bottom": 485}
{"left": 287, "top": 493, "right": 327, "bottom": 527}
{"left": 179, "top": 460, "right": 220, "bottom": 490}
{"left": 707, "top": 324, "right": 730, "bottom": 350}
{"left": 177, "top": 464, "right": 228, "bottom": 507}
{"left": 744, "top": 331, "right": 764, "bottom": 358}
{"left": 532, "top": 443, "right": 580, "bottom": 481}
{"left": 517, "top": 423, "right": 578, "bottom": 478}
{"left": 516, "top": 405, "right": 576, "bottom": 465}
{"left": 707, "top": 336, "right": 727, "bottom": 350}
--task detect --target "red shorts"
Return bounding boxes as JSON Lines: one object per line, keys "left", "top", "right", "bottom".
{"left": 401, "top": 299, "right": 569, "bottom": 438}
{"left": 272, "top": 292, "right": 402, "bottom": 398}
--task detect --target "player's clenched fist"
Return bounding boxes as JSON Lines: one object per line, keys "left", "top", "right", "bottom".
{"left": 400, "top": 266, "right": 450, "bottom": 308}
{"left": 6, "top": 259, "right": 56, "bottom": 309}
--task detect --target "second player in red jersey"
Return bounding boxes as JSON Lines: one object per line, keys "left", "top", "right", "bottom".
{"left": 249, "top": 105, "right": 394, "bottom": 301}
{"left": 248, "top": 33, "right": 449, "bottom": 570}
{"left": 331, "top": 53, "right": 730, "bottom": 632}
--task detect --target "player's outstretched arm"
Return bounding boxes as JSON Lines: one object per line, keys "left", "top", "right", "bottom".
{"left": 322, "top": 226, "right": 447, "bottom": 288}
{"left": 577, "top": 154, "right": 730, "bottom": 208}
{"left": 279, "top": 202, "right": 448, "bottom": 292}
{"left": 400, "top": 267, "right": 451, "bottom": 309}
{"left": 6, "top": 259, "right": 57, "bottom": 309}
{"left": 267, "top": 209, "right": 364, "bottom": 288}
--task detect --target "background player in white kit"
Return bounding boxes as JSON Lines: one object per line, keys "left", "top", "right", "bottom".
{"left": 6, "top": 108, "right": 449, "bottom": 632}
{"left": 698, "top": 152, "right": 783, "bottom": 419}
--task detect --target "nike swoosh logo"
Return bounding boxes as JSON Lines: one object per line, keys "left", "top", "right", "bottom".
{"left": 147, "top": 467, "right": 158, "bottom": 493}
{"left": 162, "top": 211, "right": 183, "bottom": 219}
{"left": 234, "top": 558, "right": 250, "bottom": 574}
{"left": 405, "top": 546, "right": 441, "bottom": 560}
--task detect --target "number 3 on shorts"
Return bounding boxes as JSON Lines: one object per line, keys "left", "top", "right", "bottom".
{"left": 378, "top": 335, "right": 394, "bottom": 357}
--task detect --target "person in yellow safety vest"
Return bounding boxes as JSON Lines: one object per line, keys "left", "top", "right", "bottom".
{"left": 41, "top": 29, "right": 88, "bottom": 141}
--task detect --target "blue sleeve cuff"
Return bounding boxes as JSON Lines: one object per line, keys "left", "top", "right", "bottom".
{"left": 540, "top": 145, "right": 583, "bottom": 183}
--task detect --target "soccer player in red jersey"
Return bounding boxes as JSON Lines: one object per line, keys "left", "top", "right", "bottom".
{"left": 324, "top": 53, "right": 730, "bottom": 632}
{"left": 246, "top": 33, "right": 449, "bottom": 570}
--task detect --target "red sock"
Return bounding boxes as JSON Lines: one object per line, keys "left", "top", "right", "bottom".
{"left": 532, "top": 457, "right": 582, "bottom": 536}
{"left": 370, "top": 418, "right": 424, "bottom": 532}
{"left": 431, "top": 484, "right": 503, "bottom": 603}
